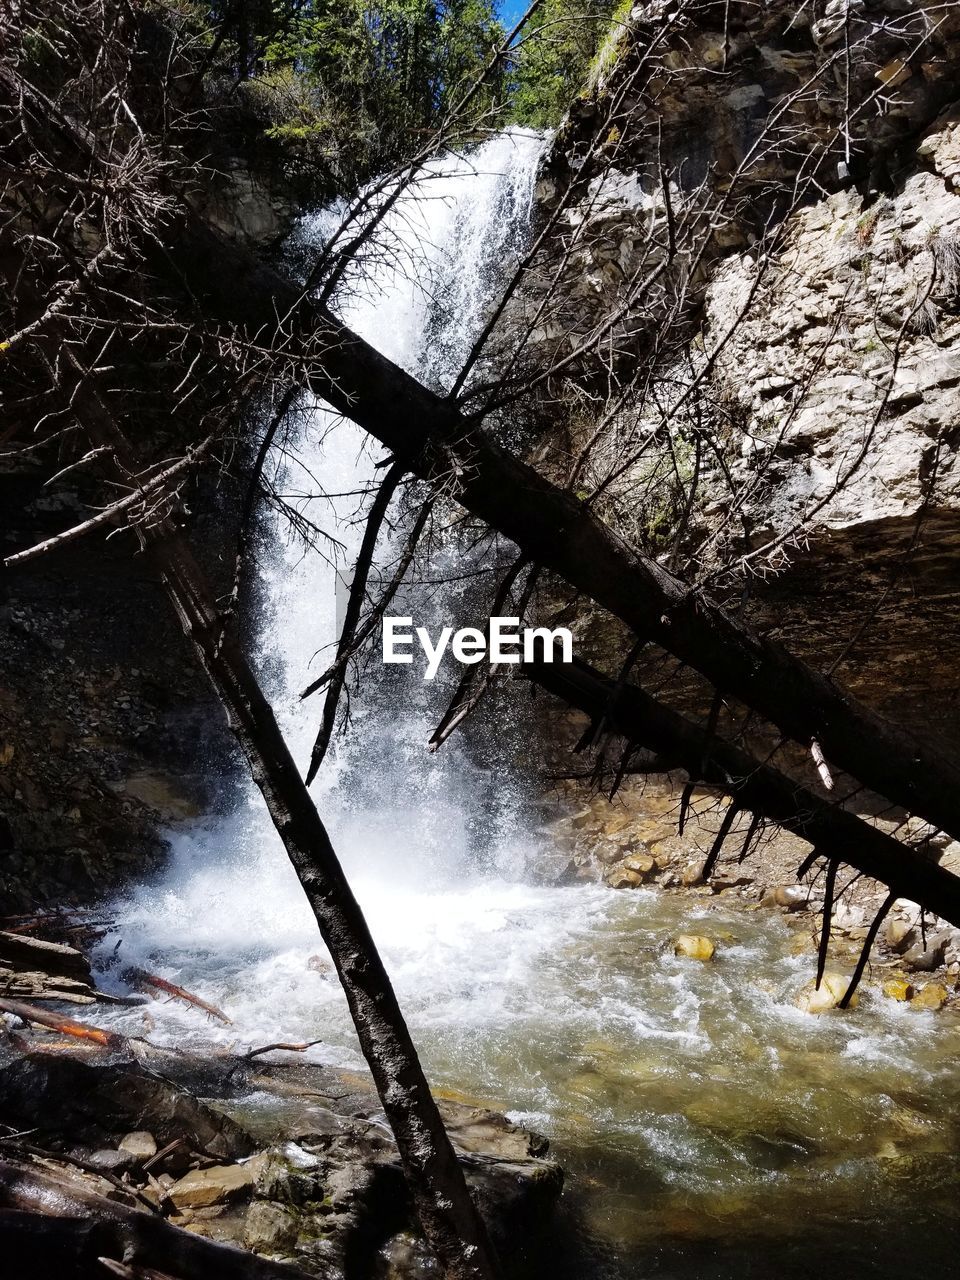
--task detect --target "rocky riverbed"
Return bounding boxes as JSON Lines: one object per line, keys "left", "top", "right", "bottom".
{"left": 0, "top": 1026, "right": 561, "bottom": 1278}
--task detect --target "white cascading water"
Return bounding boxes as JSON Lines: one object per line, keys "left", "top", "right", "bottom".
{"left": 103, "top": 132, "right": 960, "bottom": 1276}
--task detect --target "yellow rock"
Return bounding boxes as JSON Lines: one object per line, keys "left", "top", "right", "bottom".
{"left": 882, "top": 978, "right": 915, "bottom": 1002}
{"left": 911, "top": 982, "right": 948, "bottom": 1011}
{"left": 796, "top": 972, "right": 859, "bottom": 1013}
{"left": 623, "top": 852, "right": 655, "bottom": 876}
{"left": 674, "top": 935, "right": 715, "bottom": 961}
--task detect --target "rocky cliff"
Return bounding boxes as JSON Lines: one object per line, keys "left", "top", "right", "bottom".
{"left": 526, "top": 0, "right": 960, "bottom": 757}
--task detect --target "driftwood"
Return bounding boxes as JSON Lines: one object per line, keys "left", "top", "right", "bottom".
{"left": 0, "top": 1160, "right": 314, "bottom": 1280}
{"left": 0, "top": 999, "right": 126, "bottom": 1049}
{"left": 128, "top": 971, "right": 232, "bottom": 1025}
{"left": 0, "top": 930, "right": 93, "bottom": 983}
{"left": 523, "top": 657, "right": 960, "bottom": 929}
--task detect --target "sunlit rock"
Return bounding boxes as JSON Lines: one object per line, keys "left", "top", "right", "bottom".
{"left": 673, "top": 934, "right": 715, "bottom": 961}
{"left": 168, "top": 1162, "right": 255, "bottom": 1209}
{"left": 882, "top": 978, "right": 915, "bottom": 1002}
{"left": 911, "top": 982, "right": 949, "bottom": 1011}
{"left": 796, "top": 973, "right": 858, "bottom": 1013}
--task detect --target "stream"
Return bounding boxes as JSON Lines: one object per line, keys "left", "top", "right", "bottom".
{"left": 100, "top": 131, "right": 960, "bottom": 1277}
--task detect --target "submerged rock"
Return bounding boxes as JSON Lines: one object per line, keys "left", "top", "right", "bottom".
{"left": 673, "top": 935, "right": 715, "bottom": 961}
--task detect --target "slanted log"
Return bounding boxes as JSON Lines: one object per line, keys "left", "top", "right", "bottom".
{"left": 164, "top": 221, "right": 960, "bottom": 846}
{"left": 523, "top": 657, "right": 960, "bottom": 929}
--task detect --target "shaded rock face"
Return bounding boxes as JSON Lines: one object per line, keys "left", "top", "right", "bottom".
{"left": 0, "top": 447, "right": 239, "bottom": 910}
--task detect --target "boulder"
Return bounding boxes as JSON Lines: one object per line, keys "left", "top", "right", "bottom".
{"left": 243, "top": 1200, "right": 299, "bottom": 1254}
{"left": 903, "top": 934, "right": 949, "bottom": 972}
{"left": 796, "top": 973, "right": 859, "bottom": 1013}
{"left": 885, "top": 918, "right": 917, "bottom": 954}
{"left": 882, "top": 978, "right": 915, "bottom": 1002}
{"left": 118, "top": 1130, "right": 158, "bottom": 1161}
{"left": 680, "top": 862, "right": 704, "bottom": 887}
{"left": 764, "top": 885, "right": 808, "bottom": 911}
{"left": 673, "top": 935, "right": 715, "bottom": 961}
{"left": 606, "top": 868, "right": 645, "bottom": 889}
{"left": 623, "top": 852, "right": 655, "bottom": 876}
{"left": 168, "top": 1163, "right": 254, "bottom": 1210}
{"left": 911, "top": 982, "right": 948, "bottom": 1011}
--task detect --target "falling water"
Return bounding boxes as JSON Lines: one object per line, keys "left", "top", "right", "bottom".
{"left": 103, "top": 132, "right": 960, "bottom": 1278}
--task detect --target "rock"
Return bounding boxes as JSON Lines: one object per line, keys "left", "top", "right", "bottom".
{"left": 764, "top": 885, "right": 808, "bottom": 911}
{"left": 606, "top": 852, "right": 655, "bottom": 887}
{"left": 168, "top": 1163, "right": 254, "bottom": 1210}
{"left": 680, "top": 862, "right": 704, "bottom": 887}
{"left": 243, "top": 1201, "right": 299, "bottom": 1254}
{"left": 911, "top": 982, "right": 948, "bottom": 1011}
{"left": 882, "top": 978, "right": 915, "bottom": 1002}
{"left": 0, "top": 1052, "right": 254, "bottom": 1160}
{"left": 623, "top": 852, "right": 655, "bottom": 876}
{"left": 84, "top": 1148, "right": 133, "bottom": 1174}
{"left": 885, "top": 918, "right": 918, "bottom": 954}
{"left": 0, "top": 930, "right": 92, "bottom": 983}
{"left": 796, "top": 973, "right": 858, "bottom": 1013}
{"left": 605, "top": 867, "right": 645, "bottom": 889}
{"left": 673, "top": 935, "right": 715, "bottom": 961}
{"left": 118, "top": 1130, "right": 158, "bottom": 1161}
{"left": 903, "top": 935, "right": 949, "bottom": 972}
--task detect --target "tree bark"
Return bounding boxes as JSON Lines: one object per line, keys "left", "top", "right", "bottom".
{"left": 523, "top": 657, "right": 960, "bottom": 928}
{"left": 164, "top": 218, "right": 960, "bottom": 846}
{"left": 4, "top": 348, "right": 503, "bottom": 1280}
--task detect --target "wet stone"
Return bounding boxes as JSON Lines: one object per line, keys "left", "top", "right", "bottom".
{"left": 168, "top": 1163, "right": 255, "bottom": 1209}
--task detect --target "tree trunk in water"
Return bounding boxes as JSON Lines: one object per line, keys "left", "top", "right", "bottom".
{"left": 142, "top": 536, "right": 503, "bottom": 1280}
{"left": 167, "top": 221, "right": 960, "bottom": 845}
{"left": 524, "top": 657, "right": 960, "bottom": 928}
{"left": 24, "top": 358, "right": 503, "bottom": 1280}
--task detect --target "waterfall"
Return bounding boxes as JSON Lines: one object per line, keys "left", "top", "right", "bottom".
{"left": 105, "top": 129, "right": 586, "bottom": 1060}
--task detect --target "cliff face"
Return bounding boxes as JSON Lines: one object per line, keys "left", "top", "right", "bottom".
{"left": 0, "top": 454, "right": 239, "bottom": 911}
{"left": 530, "top": 0, "right": 960, "bottom": 758}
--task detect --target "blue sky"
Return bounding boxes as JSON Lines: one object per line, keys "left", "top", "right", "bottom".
{"left": 497, "top": 0, "right": 530, "bottom": 28}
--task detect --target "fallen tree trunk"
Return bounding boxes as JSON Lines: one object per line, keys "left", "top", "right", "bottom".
{"left": 0, "top": 1161, "right": 312, "bottom": 1280}
{"left": 7, "top": 347, "right": 502, "bottom": 1280}
{"left": 166, "top": 222, "right": 960, "bottom": 845}
{"left": 523, "top": 657, "right": 960, "bottom": 928}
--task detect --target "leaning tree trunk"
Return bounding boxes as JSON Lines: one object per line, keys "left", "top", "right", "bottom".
{"left": 165, "top": 220, "right": 960, "bottom": 846}
{"left": 524, "top": 657, "right": 960, "bottom": 929}
{"left": 8, "top": 345, "right": 503, "bottom": 1280}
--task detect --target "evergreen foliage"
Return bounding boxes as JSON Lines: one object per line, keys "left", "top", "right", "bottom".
{"left": 507, "top": 0, "right": 630, "bottom": 127}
